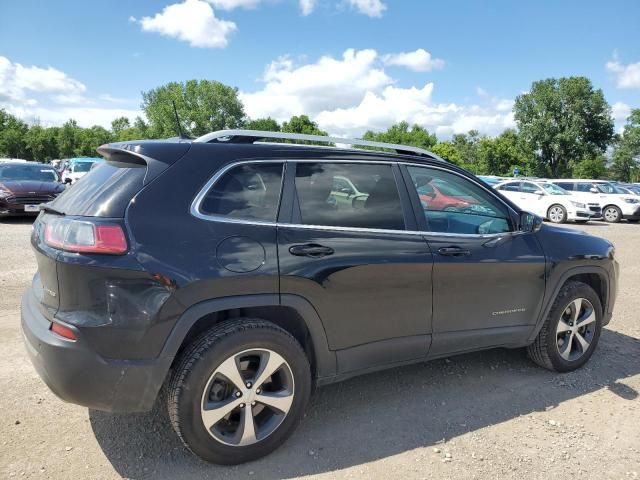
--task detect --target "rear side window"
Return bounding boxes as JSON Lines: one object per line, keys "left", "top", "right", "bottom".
{"left": 576, "top": 183, "right": 593, "bottom": 192}
{"left": 199, "top": 163, "right": 283, "bottom": 222}
{"left": 294, "top": 162, "right": 405, "bottom": 231}
{"left": 50, "top": 161, "right": 146, "bottom": 217}
{"left": 555, "top": 182, "right": 574, "bottom": 191}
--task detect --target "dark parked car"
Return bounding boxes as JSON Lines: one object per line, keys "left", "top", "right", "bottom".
{"left": 22, "top": 131, "right": 619, "bottom": 465}
{"left": 0, "top": 162, "right": 64, "bottom": 217}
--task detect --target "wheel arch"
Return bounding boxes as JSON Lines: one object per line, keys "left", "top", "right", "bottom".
{"left": 161, "top": 294, "right": 336, "bottom": 380}
{"left": 528, "top": 266, "right": 610, "bottom": 343}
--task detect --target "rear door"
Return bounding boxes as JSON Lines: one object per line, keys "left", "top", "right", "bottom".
{"left": 401, "top": 164, "right": 546, "bottom": 357}
{"left": 277, "top": 160, "right": 433, "bottom": 374}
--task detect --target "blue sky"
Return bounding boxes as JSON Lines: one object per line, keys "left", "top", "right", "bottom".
{"left": 1, "top": 0, "right": 638, "bottom": 138}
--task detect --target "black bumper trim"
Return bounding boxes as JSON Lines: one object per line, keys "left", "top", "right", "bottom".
{"left": 21, "top": 288, "right": 171, "bottom": 412}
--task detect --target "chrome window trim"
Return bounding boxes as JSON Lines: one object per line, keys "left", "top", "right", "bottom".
{"left": 190, "top": 159, "right": 286, "bottom": 224}
{"left": 190, "top": 159, "right": 519, "bottom": 238}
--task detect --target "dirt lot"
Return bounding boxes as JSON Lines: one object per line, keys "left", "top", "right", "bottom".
{"left": 1, "top": 218, "right": 639, "bottom": 479}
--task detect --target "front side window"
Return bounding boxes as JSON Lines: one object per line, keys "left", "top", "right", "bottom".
{"left": 576, "top": 183, "right": 594, "bottom": 193}
{"left": 521, "top": 182, "right": 543, "bottom": 194}
{"left": 542, "top": 183, "right": 569, "bottom": 195}
{"left": 407, "top": 166, "right": 511, "bottom": 235}
{"left": 294, "top": 162, "right": 405, "bottom": 230}
{"left": 199, "top": 163, "right": 283, "bottom": 221}
{"left": 555, "top": 182, "right": 574, "bottom": 191}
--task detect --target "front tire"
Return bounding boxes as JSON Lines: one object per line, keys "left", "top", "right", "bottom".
{"left": 547, "top": 204, "right": 567, "bottom": 224}
{"left": 527, "top": 281, "right": 602, "bottom": 372}
{"left": 603, "top": 205, "right": 622, "bottom": 223}
{"left": 168, "top": 319, "right": 311, "bottom": 465}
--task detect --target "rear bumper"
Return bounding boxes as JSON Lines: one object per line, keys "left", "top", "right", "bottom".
{"left": 21, "top": 287, "right": 171, "bottom": 412}
{"left": 621, "top": 205, "right": 640, "bottom": 219}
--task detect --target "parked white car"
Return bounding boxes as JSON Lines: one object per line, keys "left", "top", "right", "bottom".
{"left": 494, "top": 180, "right": 596, "bottom": 224}
{"left": 61, "top": 157, "right": 100, "bottom": 184}
{"left": 550, "top": 180, "right": 640, "bottom": 223}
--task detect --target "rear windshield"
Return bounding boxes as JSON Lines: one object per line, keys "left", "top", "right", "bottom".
{"left": 50, "top": 161, "right": 146, "bottom": 217}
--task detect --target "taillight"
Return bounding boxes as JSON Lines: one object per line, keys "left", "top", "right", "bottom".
{"left": 44, "top": 217, "right": 127, "bottom": 254}
{"left": 50, "top": 321, "right": 77, "bottom": 341}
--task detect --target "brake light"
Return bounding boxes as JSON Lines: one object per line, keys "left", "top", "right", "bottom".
{"left": 44, "top": 218, "right": 127, "bottom": 254}
{"left": 50, "top": 321, "right": 77, "bottom": 341}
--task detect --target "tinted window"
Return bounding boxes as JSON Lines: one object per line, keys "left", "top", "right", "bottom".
{"left": 497, "top": 182, "right": 520, "bottom": 192}
{"left": 295, "top": 163, "right": 405, "bottom": 230}
{"left": 73, "top": 162, "right": 94, "bottom": 173}
{"left": 0, "top": 164, "right": 58, "bottom": 182}
{"left": 555, "top": 182, "right": 574, "bottom": 191}
{"left": 200, "top": 163, "right": 283, "bottom": 221}
{"left": 521, "top": 182, "right": 542, "bottom": 194}
{"left": 51, "top": 161, "right": 146, "bottom": 217}
{"left": 576, "top": 183, "right": 594, "bottom": 192}
{"left": 407, "top": 166, "right": 511, "bottom": 235}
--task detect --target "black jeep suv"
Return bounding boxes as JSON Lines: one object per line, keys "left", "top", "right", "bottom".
{"left": 22, "top": 130, "right": 619, "bottom": 464}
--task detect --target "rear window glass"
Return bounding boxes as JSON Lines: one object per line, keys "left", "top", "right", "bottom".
{"left": 50, "top": 161, "right": 146, "bottom": 217}
{"left": 199, "top": 163, "right": 284, "bottom": 222}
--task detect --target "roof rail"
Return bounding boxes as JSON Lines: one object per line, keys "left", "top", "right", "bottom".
{"left": 193, "top": 129, "right": 446, "bottom": 161}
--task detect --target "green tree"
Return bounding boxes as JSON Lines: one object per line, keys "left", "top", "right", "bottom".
{"left": 246, "top": 117, "right": 281, "bottom": 132}
{"left": 610, "top": 109, "right": 640, "bottom": 182}
{"left": 451, "top": 130, "right": 482, "bottom": 172}
{"left": 362, "top": 121, "right": 437, "bottom": 150}
{"left": 514, "top": 77, "right": 614, "bottom": 177}
{"left": 141, "top": 80, "right": 246, "bottom": 138}
{"left": 477, "top": 129, "right": 533, "bottom": 176}
{"left": 572, "top": 154, "right": 608, "bottom": 179}
{"left": 282, "top": 115, "right": 327, "bottom": 136}
{"left": 0, "top": 109, "right": 29, "bottom": 159}
{"left": 57, "top": 119, "right": 82, "bottom": 158}
{"left": 430, "top": 141, "right": 462, "bottom": 165}
{"left": 76, "top": 126, "right": 113, "bottom": 156}
{"left": 25, "top": 125, "right": 59, "bottom": 162}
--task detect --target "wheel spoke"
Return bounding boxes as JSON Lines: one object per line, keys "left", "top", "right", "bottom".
{"left": 202, "top": 397, "right": 242, "bottom": 430}
{"left": 257, "top": 390, "right": 294, "bottom": 414}
{"left": 254, "top": 351, "right": 286, "bottom": 390}
{"left": 557, "top": 317, "right": 572, "bottom": 335}
{"left": 216, "top": 355, "right": 245, "bottom": 390}
{"left": 559, "top": 333, "right": 574, "bottom": 360}
{"left": 574, "top": 331, "right": 590, "bottom": 352}
{"left": 571, "top": 299, "right": 583, "bottom": 323}
{"left": 238, "top": 406, "right": 257, "bottom": 446}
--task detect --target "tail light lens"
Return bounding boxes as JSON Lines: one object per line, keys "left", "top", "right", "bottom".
{"left": 50, "top": 321, "right": 77, "bottom": 341}
{"left": 44, "top": 217, "right": 127, "bottom": 254}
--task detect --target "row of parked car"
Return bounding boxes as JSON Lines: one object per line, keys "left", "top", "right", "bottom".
{"left": 478, "top": 176, "right": 640, "bottom": 224}
{"left": 0, "top": 157, "right": 100, "bottom": 217}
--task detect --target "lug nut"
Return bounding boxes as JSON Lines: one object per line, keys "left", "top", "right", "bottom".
{"left": 239, "top": 403, "right": 245, "bottom": 408}
{"left": 235, "top": 391, "right": 242, "bottom": 397}
{"left": 245, "top": 382, "right": 252, "bottom": 388}
{"left": 256, "top": 388, "right": 261, "bottom": 394}
{"left": 251, "top": 401, "right": 256, "bottom": 406}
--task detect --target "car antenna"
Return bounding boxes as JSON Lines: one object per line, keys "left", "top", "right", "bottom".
{"left": 172, "top": 100, "right": 188, "bottom": 139}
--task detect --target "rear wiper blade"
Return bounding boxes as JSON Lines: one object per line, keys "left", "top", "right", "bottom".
{"left": 40, "top": 203, "right": 65, "bottom": 216}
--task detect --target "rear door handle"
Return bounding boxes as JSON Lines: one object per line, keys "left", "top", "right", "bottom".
{"left": 438, "top": 246, "right": 471, "bottom": 257}
{"left": 289, "top": 244, "right": 335, "bottom": 258}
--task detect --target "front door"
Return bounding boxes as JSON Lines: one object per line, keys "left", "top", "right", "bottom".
{"left": 402, "top": 165, "right": 546, "bottom": 357}
{"left": 278, "top": 161, "right": 433, "bottom": 373}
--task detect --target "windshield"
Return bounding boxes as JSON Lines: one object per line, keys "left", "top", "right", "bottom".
{"left": 73, "top": 162, "right": 94, "bottom": 173}
{"left": 0, "top": 165, "right": 58, "bottom": 182}
{"left": 596, "top": 183, "right": 625, "bottom": 194}
{"left": 541, "top": 183, "right": 569, "bottom": 195}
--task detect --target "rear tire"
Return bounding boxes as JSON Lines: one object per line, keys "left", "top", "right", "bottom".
{"left": 603, "top": 205, "right": 622, "bottom": 223}
{"left": 168, "top": 319, "right": 311, "bottom": 465}
{"left": 547, "top": 204, "right": 567, "bottom": 224}
{"left": 527, "top": 281, "right": 602, "bottom": 372}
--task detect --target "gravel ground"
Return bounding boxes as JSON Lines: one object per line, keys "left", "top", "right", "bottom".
{"left": 1, "top": 217, "right": 639, "bottom": 480}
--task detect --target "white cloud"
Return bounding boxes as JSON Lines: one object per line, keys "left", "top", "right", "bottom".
{"left": 476, "top": 86, "right": 489, "bottom": 97}
{"left": 241, "top": 49, "right": 391, "bottom": 120}
{"left": 0, "top": 56, "right": 86, "bottom": 104}
{"left": 299, "top": 0, "right": 316, "bottom": 15}
{"left": 612, "top": 101, "right": 631, "bottom": 132}
{"left": 606, "top": 55, "right": 640, "bottom": 89}
{"left": 0, "top": 56, "right": 141, "bottom": 129}
{"left": 382, "top": 49, "right": 444, "bottom": 72}
{"left": 139, "top": 0, "right": 236, "bottom": 48}
{"left": 241, "top": 48, "right": 514, "bottom": 139}
{"left": 346, "top": 0, "right": 386, "bottom": 17}
{"left": 207, "top": 0, "right": 261, "bottom": 10}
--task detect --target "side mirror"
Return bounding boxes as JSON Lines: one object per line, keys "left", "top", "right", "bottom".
{"left": 519, "top": 211, "right": 543, "bottom": 233}
{"left": 589, "top": 188, "right": 599, "bottom": 194}
{"left": 535, "top": 190, "right": 544, "bottom": 196}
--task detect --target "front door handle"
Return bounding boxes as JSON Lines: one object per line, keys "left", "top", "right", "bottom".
{"left": 438, "top": 246, "right": 471, "bottom": 257}
{"left": 289, "top": 244, "right": 335, "bottom": 258}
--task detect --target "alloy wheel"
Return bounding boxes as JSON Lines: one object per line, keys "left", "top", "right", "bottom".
{"left": 200, "top": 348, "right": 295, "bottom": 447}
{"left": 555, "top": 298, "right": 597, "bottom": 361}
{"left": 604, "top": 207, "right": 619, "bottom": 222}
{"left": 548, "top": 206, "right": 565, "bottom": 223}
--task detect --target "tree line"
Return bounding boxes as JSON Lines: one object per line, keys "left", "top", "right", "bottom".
{"left": 1, "top": 77, "right": 638, "bottom": 181}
